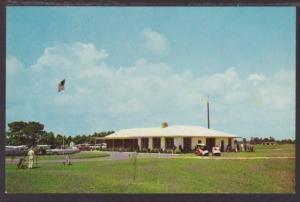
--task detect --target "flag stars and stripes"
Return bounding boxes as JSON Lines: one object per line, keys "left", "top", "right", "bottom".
{"left": 58, "top": 79, "right": 65, "bottom": 92}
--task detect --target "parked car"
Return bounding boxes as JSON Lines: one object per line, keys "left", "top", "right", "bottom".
{"left": 90, "top": 143, "right": 107, "bottom": 151}
{"left": 5, "top": 145, "right": 28, "bottom": 156}
{"left": 90, "top": 144, "right": 101, "bottom": 150}
{"left": 46, "top": 147, "right": 80, "bottom": 155}
{"left": 76, "top": 144, "right": 91, "bottom": 151}
{"left": 36, "top": 145, "right": 51, "bottom": 155}
{"left": 194, "top": 143, "right": 209, "bottom": 156}
{"left": 100, "top": 143, "right": 107, "bottom": 150}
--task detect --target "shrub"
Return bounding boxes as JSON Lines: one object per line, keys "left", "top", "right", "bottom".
{"left": 164, "top": 149, "right": 173, "bottom": 153}
{"left": 151, "top": 148, "right": 160, "bottom": 153}
{"left": 174, "top": 147, "right": 181, "bottom": 154}
{"left": 139, "top": 148, "right": 149, "bottom": 153}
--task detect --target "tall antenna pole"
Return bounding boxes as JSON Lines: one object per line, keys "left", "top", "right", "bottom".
{"left": 207, "top": 96, "right": 210, "bottom": 129}
{"left": 63, "top": 135, "right": 65, "bottom": 153}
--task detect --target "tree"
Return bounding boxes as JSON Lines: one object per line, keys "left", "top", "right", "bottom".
{"left": 89, "top": 131, "right": 114, "bottom": 144}
{"left": 7, "top": 121, "right": 45, "bottom": 146}
{"left": 66, "top": 136, "right": 73, "bottom": 146}
{"left": 5, "top": 131, "right": 18, "bottom": 145}
{"left": 6, "top": 121, "right": 27, "bottom": 145}
{"left": 39, "top": 131, "right": 56, "bottom": 146}
{"left": 55, "top": 134, "right": 64, "bottom": 146}
{"left": 250, "top": 137, "right": 263, "bottom": 144}
{"left": 47, "top": 132, "right": 56, "bottom": 146}
{"left": 269, "top": 136, "right": 275, "bottom": 142}
{"left": 73, "top": 135, "right": 82, "bottom": 144}
{"left": 82, "top": 135, "right": 88, "bottom": 143}
{"left": 23, "top": 121, "right": 45, "bottom": 146}
{"left": 263, "top": 137, "right": 269, "bottom": 143}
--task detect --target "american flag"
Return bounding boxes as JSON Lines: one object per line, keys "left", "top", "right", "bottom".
{"left": 58, "top": 79, "right": 65, "bottom": 92}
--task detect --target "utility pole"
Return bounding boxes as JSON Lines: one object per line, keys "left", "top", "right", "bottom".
{"left": 207, "top": 96, "right": 210, "bottom": 129}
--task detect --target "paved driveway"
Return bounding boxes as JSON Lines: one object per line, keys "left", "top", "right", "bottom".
{"left": 109, "top": 151, "right": 178, "bottom": 160}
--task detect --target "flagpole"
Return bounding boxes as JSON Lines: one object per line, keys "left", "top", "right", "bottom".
{"left": 58, "top": 79, "right": 66, "bottom": 159}
{"left": 207, "top": 96, "right": 210, "bottom": 129}
{"left": 63, "top": 135, "right": 65, "bottom": 153}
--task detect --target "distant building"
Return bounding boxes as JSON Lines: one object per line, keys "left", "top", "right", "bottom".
{"left": 95, "top": 123, "right": 238, "bottom": 152}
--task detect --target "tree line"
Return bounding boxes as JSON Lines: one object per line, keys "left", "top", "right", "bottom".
{"left": 5, "top": 121, "right": 295, "bottom": 147}
{"left": 5, "top": 121, "right": 114, "bottom": 147}
{"left": 249, "top": 136, "right": 295, "bottom": 145}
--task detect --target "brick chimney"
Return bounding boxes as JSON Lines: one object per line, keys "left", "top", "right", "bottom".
{"left": 161, "top": 122, "right": 168, "bottom": 128}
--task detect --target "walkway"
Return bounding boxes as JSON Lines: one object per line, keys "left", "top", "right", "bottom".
{"left": 5, "top": 151, "right": 295, "bottom": 164}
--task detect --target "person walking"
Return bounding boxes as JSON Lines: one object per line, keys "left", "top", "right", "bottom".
{"left": 27, "top": 147, "right": 35, "bottom": 169}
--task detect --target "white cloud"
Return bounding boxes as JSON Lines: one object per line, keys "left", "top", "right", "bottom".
{"left": 6, "top": 42, "right": 295, "bottom": 139}
{"left": 248, "top": 74, "right": 266, "bottom": 81}
{"left": 141, "top": 28, "right": 169, "bottom": 54}
{"left": 6, "top": 57, "right": 29, "bottom": 108}
{"left": 6, "top": 56, "right": 25, "bottom": 75}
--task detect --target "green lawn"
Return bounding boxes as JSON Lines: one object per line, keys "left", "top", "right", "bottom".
{"left": 179, "top": 144, "right": 295, "bottom": 158}
{"left": 37, "top": 151, "right": 110, "bottom": 160}
{"left": 223, "top": 144, "right": 295, "bottom": 157}
{"left": 5, "top": 144, "right": 295, "bottom": 193}
{"left": 6, "top": 151, "right": 110, "bottom": 161}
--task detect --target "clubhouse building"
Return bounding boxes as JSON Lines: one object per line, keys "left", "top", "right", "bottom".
{"left": 95, "top": 123, "right": 238, "bottom": 152}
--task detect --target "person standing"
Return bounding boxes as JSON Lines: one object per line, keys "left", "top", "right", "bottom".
{"left": 27, "top": 147, "right": 35, "bottom": 169}
{"left": 64, "top": 154, "right": 71, "bottom": 165}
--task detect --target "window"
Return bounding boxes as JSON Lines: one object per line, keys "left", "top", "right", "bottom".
{"left": 228, "top": 138, "right": 232, "bottom": 146}
{"left": 141, "top": 138, "right": 149, "bottom": 149}
{"left": 153, "top": 137, "right": 161, "bottom": 149}
{"left": 165, "top": 137, "right": 174, "bottom": 149}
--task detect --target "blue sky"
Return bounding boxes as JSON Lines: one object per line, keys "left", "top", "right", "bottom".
{"left": 6, "top": 7, "right": 295, "bottom": 139}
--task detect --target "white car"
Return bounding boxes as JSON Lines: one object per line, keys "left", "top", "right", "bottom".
{"left": 90, "top": 143, "right": 107, "bottom": 150}
{"left": 46, "top": 147, "right": 80, "bottom": 155}
{"left": 5, "top": 145, "right": 28, "bottom": 156}
{"left": 212, "top": 146, "right": 221, "bottom": 156}
{"left": 100, "top": 143, "right": 107, "bottom": 149}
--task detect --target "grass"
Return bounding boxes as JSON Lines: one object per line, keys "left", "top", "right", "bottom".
{"left": 179, "top": 144, "right": 295, "bottom": 158}
{"left": 6, "top": 151, "right": 110, "bottom": 161}
{"left": 223, "top": 144, "right": 295, "bottom": 157}
{"left": 5, "top": 144, "right": 295, "bottom": 193}
{"left": 37, "top": 151, "right": 110, "bottom": 160}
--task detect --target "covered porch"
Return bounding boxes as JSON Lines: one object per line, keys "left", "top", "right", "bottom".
{"left": 94, "top": 136, "right": 235, "bottom": 153}
{"left": 95, "top": 137, "right": 138, "bottom": 152}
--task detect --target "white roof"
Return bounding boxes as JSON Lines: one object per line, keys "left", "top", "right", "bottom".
{"left": 102, "top": 125, "right": 237, "bottom": 139}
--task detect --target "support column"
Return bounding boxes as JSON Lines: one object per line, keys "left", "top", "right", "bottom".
{"left": 174, "top": 137, "right": 181, "bottom": 148}
{"left": 161, "top": 137, "right": 165, "bottom": 151}
{"left": 149, "top": 137, "right": 153, "bottom": 150}
{"left": 138, "top": 138, "right": 141, "bottom": 149}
